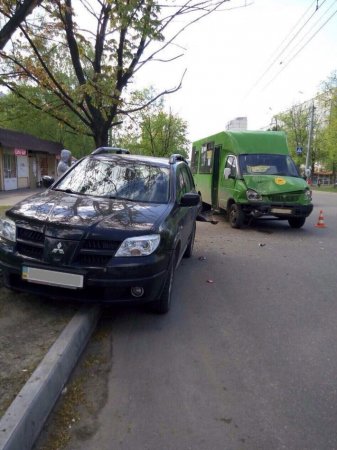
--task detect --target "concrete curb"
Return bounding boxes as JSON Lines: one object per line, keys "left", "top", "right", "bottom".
{"left": 0, "top": 305, "right": 101, "bottom": 450}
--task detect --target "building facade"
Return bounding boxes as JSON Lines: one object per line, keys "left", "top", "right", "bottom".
{"left": 0, "top": 128, "right": 62, "bottom": 191}
{"left": 225, "top": 117, "right": 248, "bottom": 131}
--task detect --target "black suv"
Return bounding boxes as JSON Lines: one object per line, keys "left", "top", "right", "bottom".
{"left": 0, "top": 149, "right": 200, "bottom": 313}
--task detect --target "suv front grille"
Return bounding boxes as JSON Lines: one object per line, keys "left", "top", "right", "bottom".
{"left": 16, "top": 226, "right": 45, "bottom": 260}
{"left": 17, "top": 242, "right": 44, "bottom": 260}
{"left": 75, "top": 239, "right": 121, "bottom": 267}
{"left": 17, "top": 227, "right": 44, "bottom": 243}
{"left": 77, "top": 254, "right": 113, "bottom": 266}
{"left": 82, "top": 239, "right": 120, "bottom": 251}
{"left": 15, "top": 226, "right": 121, "bottom": 267}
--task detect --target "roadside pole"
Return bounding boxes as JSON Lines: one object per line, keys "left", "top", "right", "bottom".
{"left": 305, "top": 102, "right": 315, "bottom": 178}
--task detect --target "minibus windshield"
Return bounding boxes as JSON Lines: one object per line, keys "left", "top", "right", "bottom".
{"left": 239, "top": 154, "right": 299, "bottom": 177}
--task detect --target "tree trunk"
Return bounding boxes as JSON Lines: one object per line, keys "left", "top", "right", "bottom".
{"left": 94, "top": 128, "right": 109, "bottom": 149}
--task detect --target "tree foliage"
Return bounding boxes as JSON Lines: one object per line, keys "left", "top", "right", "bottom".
{"left": 113, "top": 88, "right": 189, "bottom": 157}
{"left": 275, "top": 79, "right": 336, "bottom": 177}
{"left": 0, "top": 88, "right": 94, "bottom": 157}
{"left": 277, "top": 104, "right": 309, "bottom": 167}
{"left": 0, "top": 0, "right": 231, "bottom": 147}
{"left": 317, "top": 72, "right": 337, "bottom": 178}
{"left": 139, "top": 109, "right": 189, "bottom": 158}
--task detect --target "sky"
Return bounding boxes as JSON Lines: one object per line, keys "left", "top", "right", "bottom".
{"left": 134, "top": 0, "right": 337, "bottom": 143}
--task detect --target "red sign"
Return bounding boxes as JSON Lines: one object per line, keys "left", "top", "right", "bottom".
{"left": 14, "top": 148, "right": 27, "bottom": 156}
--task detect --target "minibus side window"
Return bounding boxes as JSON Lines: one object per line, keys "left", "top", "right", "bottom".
{"left": 199, "top": 142, "right": 214, "bottom": 174}
{"left": 191, "top": 146, "right": 199, "bottom": 174}
{"left": 225, "top": 155, "right": 237, "bottom": 178}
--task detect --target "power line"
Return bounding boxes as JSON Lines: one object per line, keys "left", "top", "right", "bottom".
{"left": 277, "top": 0, "right": 337, "bottom": 68}
{"left": 244, "top": 0, "right": 336, "bottom": 100}
{"left": 244, "top": 0, "right": 320, "bottom": 96}
{"left": 262, "top": 3, "right": 337, "bottom": 91}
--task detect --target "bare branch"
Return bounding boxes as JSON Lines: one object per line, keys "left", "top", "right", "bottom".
{"left": 118, "top": 69, "right": 187, "bottom": 115}
{"left": 136, "top": 1, "right": 231, "bottom": 73}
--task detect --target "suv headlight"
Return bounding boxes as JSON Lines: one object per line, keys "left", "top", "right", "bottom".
{"left": 0, "top": 217, "right": 16, "bottom": 242}
{"left": 246, "top": 189, "right": 262, "bottom": 201}
{"left": 115, "top": 234, "right": 160, "bottom": 257}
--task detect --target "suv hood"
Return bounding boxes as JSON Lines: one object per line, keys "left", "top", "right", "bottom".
{"left": 8, "top": 190, "right": 169, "bottom": 238}
{"left": 242, "top": 175, "right": 308, "bottom": 194}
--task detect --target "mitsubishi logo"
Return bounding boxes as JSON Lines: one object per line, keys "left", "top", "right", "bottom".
{"left": 52, "top": 242, "right": 65, "bottom": 255}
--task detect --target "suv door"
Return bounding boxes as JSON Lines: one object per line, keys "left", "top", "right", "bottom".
{"left": 175, "top": 164, "right": 196, "bottom": 257}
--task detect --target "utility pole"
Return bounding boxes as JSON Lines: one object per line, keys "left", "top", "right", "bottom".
{"left": 305, "top": 102, "right": 315, "bottom": 177}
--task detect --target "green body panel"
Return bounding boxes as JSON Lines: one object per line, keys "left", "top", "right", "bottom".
{"left": 192, "top": 130, "right": 313, "bottom": 221}
{"left": 193, "top": 130, "right": 289, "bottom": 157}
{"left": 243, "top": 175, "right": 308, "bottom": 196}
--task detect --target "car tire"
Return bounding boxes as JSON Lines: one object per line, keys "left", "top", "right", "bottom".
{"left": 288, "top": 217, "right": 306, "bottom": 228}
{"left": 150, "top": 256, "right": 175, "bottom": 314}
{"left": 183, "top": 223, "right": 196, "bottom": 258}
{"left": 229, "top": 203, "right": 245, "bottom": 229}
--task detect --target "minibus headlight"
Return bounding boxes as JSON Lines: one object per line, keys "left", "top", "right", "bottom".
{"left": 0, "top": 217, "right": 16, "bottom": 242}
{"left": 304, "top": 189, "right": 312, "bottom": 201}
{"left": 246, "top": 189, "right": 262, "bottom": 201}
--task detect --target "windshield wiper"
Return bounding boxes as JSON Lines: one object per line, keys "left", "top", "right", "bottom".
{"left": 53, "top": 188, "right": 84, "bottom": 195}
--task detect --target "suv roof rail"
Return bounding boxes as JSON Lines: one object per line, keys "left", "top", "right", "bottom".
{"left": 169, "top": 154, "right": 187, "bottom": 164}
{"left": 91, "top": 147, "right": 130, "bottom": 155}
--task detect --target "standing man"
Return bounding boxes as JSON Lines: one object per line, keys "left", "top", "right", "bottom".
{"left": 57, "top": 149, "right": 72, "bottom": 178}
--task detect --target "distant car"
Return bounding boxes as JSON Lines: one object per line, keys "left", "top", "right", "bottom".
{"left": 0, "top": 148, "right": 200, "bottom": 314}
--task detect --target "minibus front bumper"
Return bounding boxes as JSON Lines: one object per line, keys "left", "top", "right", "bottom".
{"left": 242, "top": 203, "right": 313, "bottom": 218}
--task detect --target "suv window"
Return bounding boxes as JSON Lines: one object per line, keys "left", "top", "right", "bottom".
{"left": 176, "top": 165, "right": 194, "bottom": 202}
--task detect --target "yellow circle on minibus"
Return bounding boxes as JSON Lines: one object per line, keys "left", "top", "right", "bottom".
{"left": 274, "top": 177, "right": 286, "bottom": 185}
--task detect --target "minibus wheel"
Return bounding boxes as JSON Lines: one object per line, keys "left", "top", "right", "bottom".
{"left": 229, "top": 203, "right": 245, "bottom": 228}
{"left": 288, "top": 217, "right": 306, "bottom": 228}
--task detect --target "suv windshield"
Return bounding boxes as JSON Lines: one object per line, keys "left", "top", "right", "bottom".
{"left": 56, "top": 158, "right": 170, "bottom": 203}
{"left": 239, "top": 154, "right": 299, "bottom": 177}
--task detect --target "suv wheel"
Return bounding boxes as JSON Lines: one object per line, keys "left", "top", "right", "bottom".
{"left": 151, "top": 256, "right": 175, "bottom": 314}
{"left": 229, "top": 203, "right": 245, "bottom": 229}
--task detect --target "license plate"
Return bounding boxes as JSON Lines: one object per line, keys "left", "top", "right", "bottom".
{"left": 270, "top": 208, "right": 292, "bottom": 215}
{"left": 22, "top": 266, "right": 83, "bottom": 289}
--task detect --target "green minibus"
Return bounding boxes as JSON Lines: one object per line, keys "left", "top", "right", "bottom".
{"left": 191, "top": 130, "right": 313, "bottom": 228}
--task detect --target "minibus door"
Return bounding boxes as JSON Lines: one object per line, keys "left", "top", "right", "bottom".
{"left": 211, "top": 145, "right": 221, "bottom": 209}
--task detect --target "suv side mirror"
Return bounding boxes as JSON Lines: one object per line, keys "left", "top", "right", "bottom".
{"left": 180, "top": 192, "right": 200, "bottom": 207}
{"left": 42, "top": 175, "right": 55, "bottom": 188}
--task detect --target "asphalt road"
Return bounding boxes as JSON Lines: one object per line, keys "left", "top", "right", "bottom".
{"left": 36, "top": 190, "right": 337, "bottom": 450}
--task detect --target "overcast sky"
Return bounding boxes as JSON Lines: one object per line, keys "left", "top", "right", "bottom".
{"left": 134, "top": 0, "right": 337, "bottom": 142}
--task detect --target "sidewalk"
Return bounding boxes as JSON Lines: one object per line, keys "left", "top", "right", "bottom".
{"left": 0, "top": 186, "right": 101, "bottom": 450}
{"left": 0, "top": 188, "right": 43, "bottom": 206}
